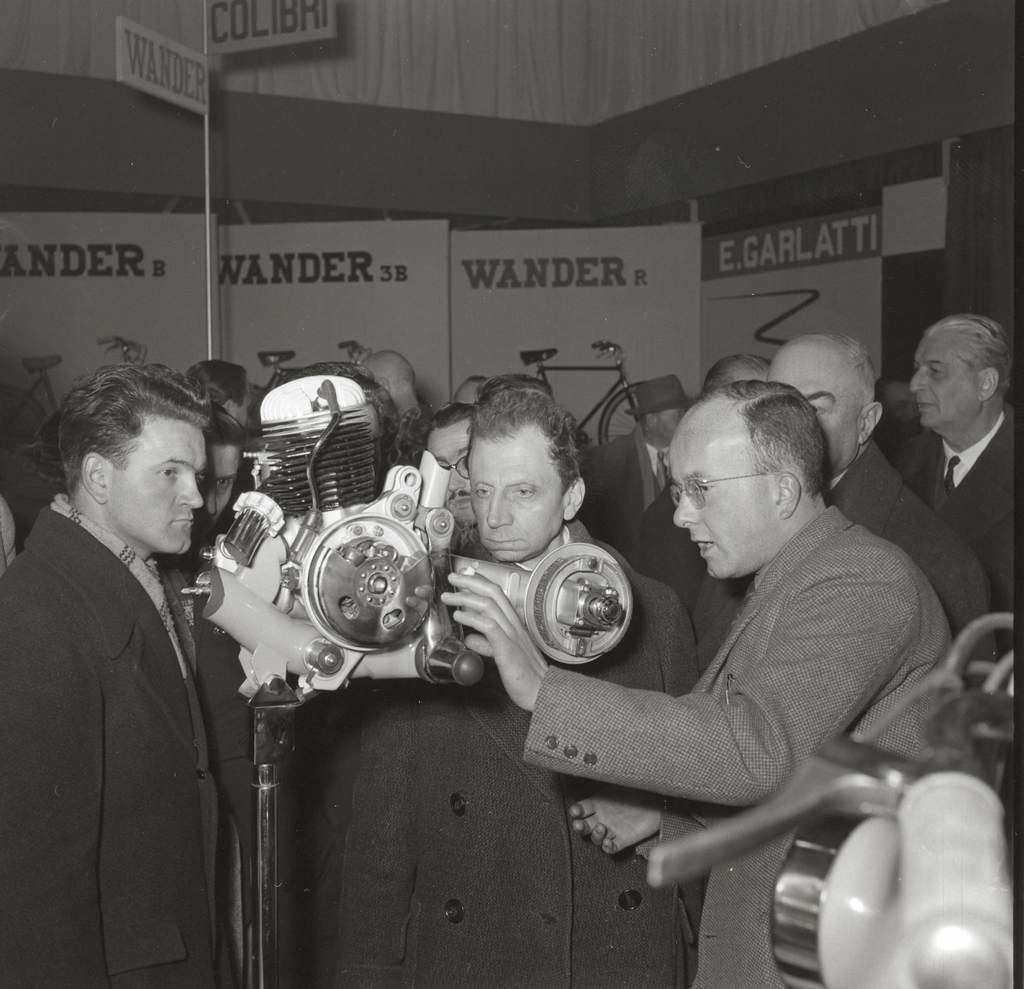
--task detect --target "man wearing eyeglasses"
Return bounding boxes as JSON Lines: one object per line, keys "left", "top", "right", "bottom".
{"left": 425, "top": 401, "right": 477, "bottom": 550}
{"left": 448, "top": 380, "right": 948, "bottom": 989}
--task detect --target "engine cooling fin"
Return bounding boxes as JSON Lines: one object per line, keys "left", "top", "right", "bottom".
{"left": 258, "top": 408, "right": 378, "bottom": 515}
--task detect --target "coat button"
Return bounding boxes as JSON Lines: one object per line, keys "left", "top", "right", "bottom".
{"left": 449, "top": 792, "right": 467, "bottom": 816}
{"left": 444, "top": 899, "right": 464, "bottom": 923}
{"left": 196, "top": 769, "right": 207, "bottom": 780}
{"left": 545, "top": 735, "right": 558, "bottom": 749}
{"left": 563, "top": 744, "right": 578, "bottom": 758}
{"left": 618, "top": 890, "right": 643, "bottom": 910}
{"left": 583, "top": 752, "right": 597, "bottom": 765}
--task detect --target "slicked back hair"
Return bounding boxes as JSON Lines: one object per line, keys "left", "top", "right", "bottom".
{"left": 470, "top": 388, "right": 579, "bottom": 491}
{"left": 431, "top": 401, "right": 475, "bottom": 433}
{"left": 186, "top": 359, "right": 249, "bottom": 407}
{"left": 923, "top": 313, "right": 1012, "bottom": 394}
{"left": 790, "top": 333, "right": 877, "bottom": 405}
{"left": 208, "top": 402, "right": 247, "bottom": 448}
{"left": 475, "top": 373, "right": 553, "bottom": 405}
{"left": 696, "top": 379, "right": 826, "bottom": 500}
{"left": 60, "top": 363, "right": 210, "bottom": 493}
{"left": 702, "top": 353, "right": 770, "bottom": 394}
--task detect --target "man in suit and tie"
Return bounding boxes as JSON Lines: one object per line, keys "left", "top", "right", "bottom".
{"left": 448, "top": 380, "right": 947, "bottom": 989}
{"left": 579, "top": 374, "right": 690, "bottom": 564}
{"left": 896, "top": 313, "right": 1013, "bottom": 615}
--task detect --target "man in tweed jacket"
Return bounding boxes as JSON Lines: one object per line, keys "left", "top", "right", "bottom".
{"left": 448, "top": 381, "right": 948, "bottom": 989}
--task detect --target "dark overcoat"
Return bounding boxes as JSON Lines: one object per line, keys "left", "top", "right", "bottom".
{"left": 335, "top": 524, "right": 700, "bottom": 988}
{"left": 578, "top": 427, "right": 659, "bottom": 564}
{"left": 895, "top": 410, "right": 1013, "bottom": 614}
{"left": 0, "top": 509, "right": 219, "bottom": 987}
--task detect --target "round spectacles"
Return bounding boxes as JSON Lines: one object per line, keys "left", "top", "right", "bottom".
{"left": 669, "top": 472, "right": 776, "bottom": 509}
{"left": 435, "top": 454, "right": 470, "bottom": 480}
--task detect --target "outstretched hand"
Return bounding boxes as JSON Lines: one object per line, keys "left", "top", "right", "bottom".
{"left": 442, "top": 567, "right": 548, "bottom": 711}
{"left": 569, "top": 785, "right": 663, "bottom": 855}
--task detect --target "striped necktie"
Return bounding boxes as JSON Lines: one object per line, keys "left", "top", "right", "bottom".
{"left": 943, "top": 455, "right": 961, "bottom": 494}
{"left": 656, "top": 449, "right": 669, "bottom": 492}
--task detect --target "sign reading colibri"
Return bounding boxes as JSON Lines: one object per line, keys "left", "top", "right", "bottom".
{"left": 206, "top": 0, "right": 336, "bottom": 55}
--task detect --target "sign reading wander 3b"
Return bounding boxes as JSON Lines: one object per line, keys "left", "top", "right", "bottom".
{"left": 115, "top": 17, "right": 208, "bottom": 115}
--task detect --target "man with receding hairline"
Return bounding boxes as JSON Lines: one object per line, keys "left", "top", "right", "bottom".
{"left": 457, "top": 380, "right": 947, "bottom": 988}
{"left": 768, "top": 332, "right": 989, "bottom": 635}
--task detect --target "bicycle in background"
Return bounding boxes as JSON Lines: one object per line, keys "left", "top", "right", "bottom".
{"left": 0, "top": 336, "right": 147, "bottom": 449}
{"left": 520, "top": 339, "right": 637, "bottom": 445}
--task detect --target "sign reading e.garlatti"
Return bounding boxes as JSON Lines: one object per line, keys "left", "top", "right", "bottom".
{"left": 115, "top": 17, "right": 208, "bottom": 115}
{"left": 206, "top": 0, "right": 335, "bottom": 54}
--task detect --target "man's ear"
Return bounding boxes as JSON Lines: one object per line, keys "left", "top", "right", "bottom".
{"left": 79, "top": 452, "right": 113, "bottom": 505}
{"left": 562, "top": 477, "right": 585, "bottom": 520}
{"left": 858, "top": 401, "right": 883, "bottom": 445}
{"left": 977, "top": 367, "right": 999, "bottom": 402}
{"left": 775, "top": 472, "right": 803, "bottom": 520}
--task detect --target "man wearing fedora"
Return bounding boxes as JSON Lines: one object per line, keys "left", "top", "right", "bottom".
{"left": 579, "top": 374, "right": 690, "bottom": 564}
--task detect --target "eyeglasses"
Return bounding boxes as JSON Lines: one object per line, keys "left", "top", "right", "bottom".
{"left": 435, "top": 454, "right": 470, "bottom": 480}
{"left": 669, "top": 472, "right": 776, "bottom": 509}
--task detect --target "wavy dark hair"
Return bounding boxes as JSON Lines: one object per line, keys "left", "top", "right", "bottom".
{"left": 60, "top": 363, "right": 209, "bottom": 493}
{"left": 470, "top": 387, "right": 579, "bottom": 490}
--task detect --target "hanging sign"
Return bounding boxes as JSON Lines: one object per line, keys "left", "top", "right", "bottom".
{"left": 206, "top": 0, "right": 336, "bottom": 55}
{"left": 114, "top": 16, "right": 208, "bottom": 115}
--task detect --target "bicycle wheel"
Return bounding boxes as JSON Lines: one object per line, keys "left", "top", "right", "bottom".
{"left": 0, "top": 386, "right": 47, "bottom": 451}
{"left": 596, "top": 386, "right": 636, "bottom": 445}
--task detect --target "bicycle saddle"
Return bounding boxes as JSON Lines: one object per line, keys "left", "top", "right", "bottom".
{"left": 22, "top": 355, "right": 62, "bottom": 372}
{"left": 258, "top": 350, "right": 296, "bottom": 367}
{"left": 520, "top": 348, "right": 557, "bottom": 365}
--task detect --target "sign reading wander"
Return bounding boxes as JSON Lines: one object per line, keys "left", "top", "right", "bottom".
{"left": 451, "top": 225, "right": 702, "bottom": 418}
{"left": 115, "top": 16, "right": 208, "bottom": 115}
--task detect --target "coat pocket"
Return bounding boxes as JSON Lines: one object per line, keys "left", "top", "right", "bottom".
{"left": 104, "top": 918, "right": 186, "bottom": 976}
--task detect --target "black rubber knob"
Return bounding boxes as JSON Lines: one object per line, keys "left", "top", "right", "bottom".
{"left": 452, "top": 650, "right": 485, "bottom": 686}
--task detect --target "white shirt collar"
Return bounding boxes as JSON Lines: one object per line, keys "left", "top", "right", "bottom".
{"left": 942, "top": 410, "right": 1004, "bottom": 486}
{"left": 645, "top": 441, "right": 666, "bottom": 477}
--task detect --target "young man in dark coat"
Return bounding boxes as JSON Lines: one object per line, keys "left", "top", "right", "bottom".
{"left": 335, "top": 385, "right": 701, "bottom": 988}
{"left": 0, "top": 364, "right": 224, "bottom": 986}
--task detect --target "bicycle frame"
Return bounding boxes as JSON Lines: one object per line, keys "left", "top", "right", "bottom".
{"left": 535, "top": 362, "right": 634, "bottom": 433}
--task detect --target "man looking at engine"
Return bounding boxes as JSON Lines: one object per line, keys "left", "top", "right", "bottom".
{"left": 334, "top": 382, "right": 701, "bottom": 987}
{"left": 0, "top": 363, "right": 223, "bottom": 985}
{"left": 444, "top": 380, "right": 947, "bottom": 989}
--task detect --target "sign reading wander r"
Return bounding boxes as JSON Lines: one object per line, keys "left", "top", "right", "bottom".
{"left": 115, "top": 17, "right": 208, "bottom": 115}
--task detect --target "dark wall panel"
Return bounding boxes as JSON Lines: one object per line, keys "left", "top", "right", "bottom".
{"left": 0, "top": 68, "right": 590, "bottom": 223}
{"left": 591, "top": 0, "right": 1014, "bottom": 217}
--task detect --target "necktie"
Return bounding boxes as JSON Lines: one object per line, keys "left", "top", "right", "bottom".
{"left": 656, "top": 449, "right": 669, "bottom": 491}
{"left": 943, "top": 455, "right": 961, "bottom": 494}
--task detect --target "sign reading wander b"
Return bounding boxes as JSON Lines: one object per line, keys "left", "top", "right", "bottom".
{"left": 115, "top": 17, "right": 208, "bottom": 115}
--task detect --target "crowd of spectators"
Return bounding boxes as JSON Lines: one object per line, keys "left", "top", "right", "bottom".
{"left": 0, "top": 314, "right": 1012, "bottom": 987}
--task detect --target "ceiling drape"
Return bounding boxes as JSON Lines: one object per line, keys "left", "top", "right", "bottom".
{"left": 0, "top": 0, "right": 940, "bottom": 124}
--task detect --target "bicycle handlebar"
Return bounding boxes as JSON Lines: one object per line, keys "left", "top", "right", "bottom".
{"left": 97, "top": 336, "right": 147, "bottom": 364}
{"left": 591, "top": 340, "right": 623, "bottom": 358}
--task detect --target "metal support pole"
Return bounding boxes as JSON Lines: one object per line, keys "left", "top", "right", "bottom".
{"left": 250, "top": 676, "right": 302, "bottom": 989}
